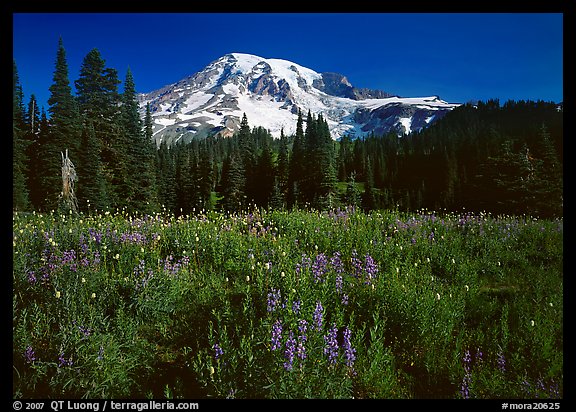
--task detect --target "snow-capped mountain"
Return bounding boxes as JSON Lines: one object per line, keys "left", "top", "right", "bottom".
{"left": 138, "top": 53, "right": 460, "bottom": 146}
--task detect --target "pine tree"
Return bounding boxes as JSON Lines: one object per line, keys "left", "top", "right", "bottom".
{"left": 237, "top": 113, "right": 257, "bottom": 204}
{"left": 362, "top": 157, "right": 376, "bottom": 210}
{"left": 337, "top": 135, "right": 353, "bottom": 181}
{"left": 255, "top": 135, "right": 276, "bottom": 207}
{"left": 345, "top": 171, "right": 361, "bottom": 207}
{"left": 48, "top": 38, "right": 82, "bottom": 157}
{"left": 156, "top": 142, "right": 178, "bottom": 212}
{"left": 221, "top": 151, "right": 246, "bottom": 212}
{"left": 306, "top": 113, "right": 337, "bottom": 209}
{"left": 277, "top": 128, "right": 290, "bottom": 199}
{"left": 35, "top": 39, "right": 80, "bottom": 211}
{"left": 42, "top": 38, "right": 82, "bottom": 211}
{"left": 76, "top": 48, "right": 125, "bottom": 208}
{"left": 175, "top": 143, "right": 193, "bottom": 215}
{"left": 143, "top": 102, "right": 160, "bottom": 212}
{"left": 24, "top": 95, "right": 41, "bottom": 209}
{"left": 288, "top": 110, "right": 306, "bottom": 207}
{"left": 481, "top": 140, "right": 535, "bottom": 215}
{"left": 532, "top": 124, "right": 563, "bottom": 217}
{"left": 121, "top": 68, "right": 158, "bottom": 214}
{"left": 13, "top": 60, "right": 30, "bottom": 211}
{"left": 77, "top": 120, "right": 109, "bottom": 212}
{"left": 197, "top": 141, "right": 215, "bottom": 211}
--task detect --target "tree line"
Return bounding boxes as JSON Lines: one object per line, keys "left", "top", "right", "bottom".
{"left": 13, "top": 40, "right": 563, "bottom": 218}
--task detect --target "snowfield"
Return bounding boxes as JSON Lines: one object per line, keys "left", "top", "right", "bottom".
{"left": 139, "top": 53, "right": 460, "bottom": 143}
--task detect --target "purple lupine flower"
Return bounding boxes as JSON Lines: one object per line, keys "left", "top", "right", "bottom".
{"left": 181, "top": 255, "right": 190, "bottom": 266}
{"left": 79, "top": 234, "right": 89, "bottom": 255}
{"left": 351, "top": 250, "right": 363, "bottom": 278}
{"left": 283, "top": 331, "right": 296, "bottom": 371}
{"left": 267, "top": 288, "right": 282, "bottom": 313}
{"left": 40, "top": 268, "right": 50, "bottom": 285}
{"left": 311, "top": 253, "right": 328, "bottom": 283}
{"left": 463, "top": 349, "right": 472, "bottom": 371}
{"left": 298, "top": 319, "right": 308, "bottom": 342}
{"left": 341, "top": 293, "right": 349, "bottom": 305}
{"left": 212, "top": 343, "right": 224, "bottom": 360}
{"left": 24, "top": 346, "right": 36, "bottom": 363}
{"left": 58, "top": 352, "right": 73, "bottom": 367}
{"left": 364, "top": 254, "right": 378, "bottom": 285}
{"left": 61, "top": 249, "right": 76, "bottom": 266}
{"left": 163, "top": 255, "right": 180, "bottom": 275}
{"left": 548, "top": 379, "right": 560, "bottom": 398}
{"left": 521, "top": 380, "right": 532, "bottom": 396}
{"left": 323, "top": 324, "right": 339, "bottom": 365}
{"left": 296, "top": 339, "right": 307, "bottom": 363}
{"left": 335, "top": 274, "right": 343, "bottom": 294}
{"left": 92, "top": 250, "right": 100, "bottom": 266}
{"left": 536, "top": 378, "right": 546, "bottom": 397}
{"left": 78, "top": 325, "right": 91, "bottom": 337}
{"left": 342, "top": 326, "right": 356, "bottom": 370}
{"left": 313, "top": 301, "right": 323, "bottom": 331}
{"left": 475, "top": 347, "right": 483, "bottom": 362}
{"left": 88, "top": 228, "right": 103, "bottom": 244}
{"left": 292, "top": 299, "right": 301, "bottom": 315}
{"left": 460, "top": 350, "right": 472, "bottom": 399}
{"left": 497, "top": 350, "right": 506, "bottom": 373}
{"left": 271, "top": 319, "right": 283, "bottom": 351}
{"left": 295, "top": 254, "right": 312, "bottom": 277}
{"left": 27, "top": 270, "right": 37, "bottom": 284}
{"left": 460, "top": 372, "right": 471, "bottom": 399}
{"left": 330, "top": 251, "right": 344, "bottom": 275}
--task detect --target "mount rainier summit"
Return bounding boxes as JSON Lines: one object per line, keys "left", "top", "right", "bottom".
{"left": 138, "top": 53, "right": 461, "bottom": 146}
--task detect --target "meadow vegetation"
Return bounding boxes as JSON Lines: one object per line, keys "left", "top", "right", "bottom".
{"left": 13, "top": 206, "right": 563, "bottom": 399}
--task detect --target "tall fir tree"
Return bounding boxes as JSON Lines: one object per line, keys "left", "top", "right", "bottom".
{"left": 345, "top": 171, "right": 361, "bottom": 207}
{"left": 13, "top": 60, "right": 30, "bottom": 211}
{"left": 255, "top": 135, "right": 276, "bottom": 208}
{"left": 75, "top": 48, "right": 124, "bottom": 209}
{"left": 48, "top": 37, "right": 81, "bottom": 158}
{"left": 156, "top": 142, "right": 177, "bottom": 212}
{"left": 303, "top": 113, "right": 337, "bottom": 209}
{"left": 276, "top": 128, "right": 290, "bottom": 203}
{"left": 77, "top": 120, "right": 109, "bottom": 211}
{"left": 237, "top": 113, "right": 257, "bottom": 204}
{"left": 362, "top": 157, "right": 376, "bottom": 210}
{"left": 121, "top": 69, "right": 158, "bottom": 213}
{"left": 288, "top": 110, "right": 306, "bottom": 207}
{"left": 221, "top": 152, "right": 246, "bottom": 212}
{"left": 39, "top": 38, "right": 82, "bottom": 211}
{"left": 532, "top": 124, "right": 563, "bottom": 217}
{"left": 197, "top": 141, "right": 215, "bottom": 211}
{"left": 24, "top": 95, "right": 41, "bottom": 210}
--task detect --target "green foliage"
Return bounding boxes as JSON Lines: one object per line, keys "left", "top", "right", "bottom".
{"left": 13, "top": 207, "right": 563, "bottom": 398}
{"left": 13, "top": 60, "right": 30, "bottom": 211}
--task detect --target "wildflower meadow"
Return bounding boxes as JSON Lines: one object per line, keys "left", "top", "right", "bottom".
{"left": 12, "top": 207, "right": 563, "bottom": 399}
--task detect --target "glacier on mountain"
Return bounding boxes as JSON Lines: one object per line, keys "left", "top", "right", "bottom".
{"left": 138, "top": 53, "right": 460, "bottom": 146}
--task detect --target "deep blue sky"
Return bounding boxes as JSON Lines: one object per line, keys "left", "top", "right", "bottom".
{"left": 13, "top": 13, "right": 563, "bottom": 112}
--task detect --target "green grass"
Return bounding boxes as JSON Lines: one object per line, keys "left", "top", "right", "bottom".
{"left": 12, "top": 207, "right": 563, "bottom": 399}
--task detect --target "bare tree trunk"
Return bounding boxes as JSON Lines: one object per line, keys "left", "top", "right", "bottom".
{"left": 60, "top": 149, "right": 78, "bottom": 213}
